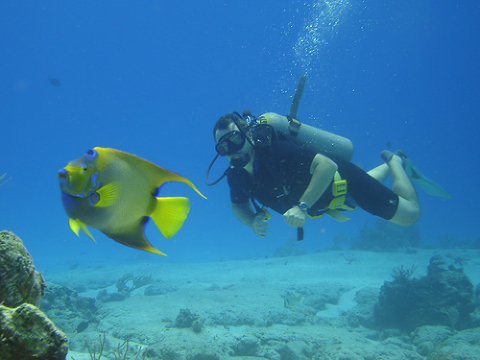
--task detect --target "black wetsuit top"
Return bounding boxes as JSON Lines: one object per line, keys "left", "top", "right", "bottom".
{"left": 227, "top": 138, "right": 399, "bottom": 220}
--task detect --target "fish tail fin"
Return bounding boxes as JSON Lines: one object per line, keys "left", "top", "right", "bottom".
{"left": 68, "top": 218, "right": 96, "bottom": 243}
{"left": 150, "top": 197, "right": 190, "bottom": 239}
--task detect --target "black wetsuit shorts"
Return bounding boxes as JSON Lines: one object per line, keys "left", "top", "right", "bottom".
{"left": 338, "top": 161, "right": 399, "bottom": 220}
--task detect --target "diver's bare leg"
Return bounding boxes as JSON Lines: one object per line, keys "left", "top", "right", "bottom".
{"left": 367, "top": 163, "right": 390, "bottom": 183}
{"left": 387, "top": 155, "right": 420, "bottom": 226}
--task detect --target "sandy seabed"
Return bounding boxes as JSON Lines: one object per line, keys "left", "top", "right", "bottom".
{"left": 44, "top": 248, "right": 480, "bottom": 360}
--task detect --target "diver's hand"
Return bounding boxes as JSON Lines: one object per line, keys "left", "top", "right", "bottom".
{"left": 252, "top": 213, "right": 268, "bottom": 238}
{"left": 283, "top": 206, "right": 307, "bottom": 228}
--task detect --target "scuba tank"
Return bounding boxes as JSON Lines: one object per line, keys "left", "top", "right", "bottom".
{"left": 256, "top": 112, "right": 354, "bottom": 162}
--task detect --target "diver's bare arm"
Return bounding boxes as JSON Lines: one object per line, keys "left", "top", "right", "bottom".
{"left": 231, "top": 202, "right": 257, "bottom": 227}
{"left": 299, "top": 153, "right": 338, "bottom": 207}
{"left": 284, "top": 153, "right": 337, "bottom": 227}
{"left": 232, "top": 202, "right": 268, "bottom": 237}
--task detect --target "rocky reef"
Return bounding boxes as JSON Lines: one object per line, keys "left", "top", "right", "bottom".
{"left": 41, "top": 283, "right": 98, "bottom": 335}
{"left": 170, "top": 308, "right": 205, "bottom": 333}
{"left": 0, "top": 230, "right": 68, "bottom": 360}
{"left": 0, "top": 230, "right": 46, "bottom": 307}
{"left": 375, "top": 255, "right": 477, "bottom": 332}
{"left": 0, "top": 303, "right": 68, "bottom": 360}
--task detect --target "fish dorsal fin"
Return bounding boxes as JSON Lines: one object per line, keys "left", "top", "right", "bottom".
{"left": 177, "top": 178, "right": 207, "bottom": 199}
{"left": 148, "top": 166, "right": 207, "bottom": 199}
{"left": 68, "top": 218, "right": 96, "bottom": 243}
{"left": 95, "top": 181, "right": 120, "bottom": 208}
{"left": 150, "top": 197, "right": 190, "bottom": 239}
{"left": 96, "top": 147, "right": 207, "bottom": 199}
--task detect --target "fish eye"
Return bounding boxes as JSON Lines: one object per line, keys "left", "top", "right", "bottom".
{"left": 85, "top": 149, "right": 98, "bottom": 159}
{"left": 81, "top": 164, "right": 88, "bottom": 173}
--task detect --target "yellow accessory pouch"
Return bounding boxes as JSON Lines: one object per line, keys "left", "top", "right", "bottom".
{"left": 332, "top": 172, "right": 347, "bottom": 196}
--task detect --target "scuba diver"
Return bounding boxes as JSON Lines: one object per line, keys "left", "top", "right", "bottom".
{"left": 205, "top": 77, "right": 449, "bottom": 239}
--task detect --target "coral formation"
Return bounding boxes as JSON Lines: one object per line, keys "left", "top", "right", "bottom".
{"left": 410, "top": 325, "right": 453, "bottom": 356}
{"left": 375, "top": 255, "right": 477, "bottom": 332}
{"left": 0, "top": 230, "right": 46, "bottom": 307}
{"left": 0, "top": 303, "right": 68, "bottom": 360}
{"left": 170, "top": 309, "right": 205, "bottom": 333}
{"left": 41, "top": 283, "right": 98, "bottom": 334}
{"left": 0, "top": 230, "right": 69, "bottom": 359}
{"left": 97, "top": 289, "right": 129, "bottom": 302}
{"left": 116, "top": 273, "right": 153, "bottom": 294}
{"left": 96, "top": 273, "right": 154, "bottom": 303}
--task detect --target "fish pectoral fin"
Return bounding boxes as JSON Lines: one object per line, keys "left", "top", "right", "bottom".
{"left": 94, "top": 181, "right": 120, "bottom": 208}
{"left": 68, "top": 218, "right": 96, "bottom": 243}
{"left": 150, "top": 197, "right": 190, "bottom": 239}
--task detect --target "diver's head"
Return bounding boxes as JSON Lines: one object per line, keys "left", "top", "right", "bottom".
{"left": 205, "top": 112, "right": 255, "bottom": 185}
{"left": 214, "top": 113, "right": 255, "bottom": 169}
{"left": 212, "top": 112, "right": 251, "bottom": 140}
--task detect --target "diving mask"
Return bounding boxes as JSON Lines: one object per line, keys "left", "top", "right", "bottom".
{"left": 215, "top": 131, "right": 246, "bottom": 156}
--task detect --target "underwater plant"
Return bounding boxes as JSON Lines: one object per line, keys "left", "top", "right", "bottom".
{"left": 391, "top": 264, "right": 417, "bottom": 283}
{"left": 113, "top": 339, "right": 148, "bottom": 360}
{"left": 0, "top": 173, "right": 10, "bottom": 187}
{"left": 71, "top": 332, "right": 148, "bottom": 360}
{"left": 84, "top": 333, "right": 105, "bottom": 360}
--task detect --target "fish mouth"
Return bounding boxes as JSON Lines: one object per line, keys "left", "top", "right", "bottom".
{"left": 58, "top": 169, "right": 69, "bottom": 188}
{"left": 58, "top": 168, "right": 68, "bottom": 179}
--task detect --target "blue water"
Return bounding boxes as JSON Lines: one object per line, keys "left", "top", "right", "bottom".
{"left": 0, "top": 1, "right": 479, "bottom": 269}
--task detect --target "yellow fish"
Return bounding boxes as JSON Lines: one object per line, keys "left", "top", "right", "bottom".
{"left": 58, "top": 147, "right": 206, "bottom": 255}
{"left": 0, "top": 173, "right": 11, "bottom": 186}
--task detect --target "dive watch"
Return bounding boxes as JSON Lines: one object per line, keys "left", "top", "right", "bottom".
{"left": 298, "top": 202, "right": 309, "bottom": 212}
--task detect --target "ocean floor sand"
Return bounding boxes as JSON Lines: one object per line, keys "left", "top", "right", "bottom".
{"left": 43, "top": 248, "right": 480, "bottom": 360}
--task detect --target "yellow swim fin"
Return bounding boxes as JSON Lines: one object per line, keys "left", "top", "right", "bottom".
{"left": 150, "top": 197, "right": 190, "bottom": 239}
{"left": 69, "top": 218, "right": 96, "bottom": 243}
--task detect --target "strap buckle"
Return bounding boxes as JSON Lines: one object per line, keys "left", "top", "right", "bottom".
{"left": 332, "top": 179, "right": 347, "bottom": 196}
